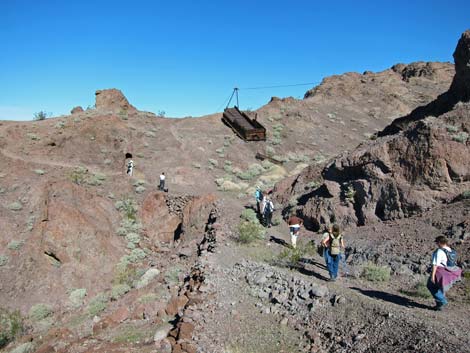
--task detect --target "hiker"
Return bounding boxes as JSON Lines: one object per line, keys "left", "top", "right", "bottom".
{"left": 427, "top": 236, "right": 462, "bottom": 311}
{"left": 287, "top": 214, "right": 303, "bottom": 249}
{"left": 126, "top": 159, "right": 134, "bottom": 176}
{"left": 263, "top": 197, "right": 274, "bottom": 228}
{"left": 321, "top": 224, "right": 345, "bottom": 281}
{"left": 255, "top": 186, "right": 263, "bottom": 216}
{"left": 159, "top": 172, "right": 166, "bottom": 191}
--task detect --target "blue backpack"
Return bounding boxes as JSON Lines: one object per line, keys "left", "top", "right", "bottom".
{"left": 442, "top": 249, "right": 457, "bottom": 267}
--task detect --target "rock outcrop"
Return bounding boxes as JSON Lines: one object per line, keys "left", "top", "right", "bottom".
{"left": 276, "top": 30, "right": 470, "bottom": 231}
{"left": 380, "top": 30, "right": 470, "bottom": 136}
{"left": 95, "top": 88, "right": 137, "bottom": 112}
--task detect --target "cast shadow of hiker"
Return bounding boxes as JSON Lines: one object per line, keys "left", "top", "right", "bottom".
{"left": 350, "top": 287, "right": 431, "bottom": 310}
{"left": 269, "top": 235, "right": 289, "bottom": 247}
{"left": 297, "top": 266, "right": 330, "bottom": 281}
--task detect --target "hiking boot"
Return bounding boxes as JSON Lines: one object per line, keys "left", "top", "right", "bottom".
{"left": 434, "top": 303, "right": 448, "bottom": 311}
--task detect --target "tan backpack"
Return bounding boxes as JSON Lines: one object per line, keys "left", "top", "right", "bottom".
{"left": 329, "top": 233, "right": 342, "bottom": 255}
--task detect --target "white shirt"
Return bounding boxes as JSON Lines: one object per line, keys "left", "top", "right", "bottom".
{"left": 431, "top": 246, "right": 451, "bottom": 267}
{"left": 160, "top": 174, "right": 165, "bottom": 181}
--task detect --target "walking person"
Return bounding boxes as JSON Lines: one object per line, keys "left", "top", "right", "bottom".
{"left": 287, "top": 214, "right": 303, "bottom": 249}
{"left": 427, "top": 236, "right": 462, "bottom": 311}
{"left": 126, "top": 159, "right": 134, "bottom": 176}
{"left": 321, "top": 224, "right": 345, "bottom": 281}
{"left": 263, "top": 197, "right": 274, "bottom": 228}
{"left": 159, "top": 172, "right": 166, "bottom": 191}
{"left": 255, "top": 186, "right": 263, "bottom": 218}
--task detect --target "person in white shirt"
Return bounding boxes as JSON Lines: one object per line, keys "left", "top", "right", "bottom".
{"left": 126, "top": 159, "right": 134, "bottom": 176}
{"left": 159, "top": 172, "right": 166, "bottom": 191}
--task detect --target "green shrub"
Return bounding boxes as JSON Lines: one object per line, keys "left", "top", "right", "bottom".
{"left": 446, "top": 125, "right": 459, "bottom": 133}
{"left": 238, "top": 221, "right": 266, "bottom": 244}
{"left": 0, "top": 308, "right": 24, "bottom": 348}
{"left": 271, "top": 217, "right": 282, "bottom": 226}
{"left": 345, "top": 185, "right": 356, "bottom": 201}
{"left": 69, "top": 166, "right": 87, "bottom": 185}
{"left": 0, "top": 255, "right": 8, "bottom": 266}
{"left": 113, "top": 263, "right": 138, "bottom": 287}
{"left": 135, "top": 185, "right": 146, "bottom": 194}
{"left": 8, "top": 202, "right": 23, "bottom": 211}
{"left": 87, "top": 293, "right": 108, "bottom": 316}
{"left": 115, "top": 198, "right": 138, "bottom": 221}
{"left": 69, "top": 288, "right": 87, "bottom": 308}
{"left": 33, "top": 111, "right": 49, "bottom": 121}
{"left": 452, "top": 132, "right": 469, "bottom": 143}
{"left": 361, "top": 263, "right": 391, "bottom": 282}
{"left": 87, "top": 173, "right": 106, "bottom": 186}
{"left": 138, "top": 293, "right": 159, "bottom": 303}
{"left": 460, "top": 190, "right": 470, "bottom": 199}
{"left": 34, "top": 169, "right": 46, "bottom": 175}
{"left": 7, "top": 240, "right": 24, "bottom": 251}
{"left": 401, "top": 279, "right": 432, "bottom": 299}
{"left": 10, "top": 342, "right": 34, "bottom": 353}
{"left": 125, "top": 249, "right": 146, "bottom": 264}
{"left": 208, "top": 159, "right": 218, "bottom": 167}
{"left": 136, "top": 269, "right": 160, "bottom": 289}
{"left": 240, "top": 209, "right": 259, "bottom": 223}
{"left": 28, "top": 304, "right": 53, "bottom": 322}
{"left": 277, "top": 242, "right": 316, "bottom": 266}
{"left": 110, "top": 284, "right": 131, "bottom": 300}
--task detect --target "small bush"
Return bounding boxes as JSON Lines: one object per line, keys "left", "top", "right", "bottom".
{"left": 446, "top": 125, "right": 459, "bottom": 133}
{"left": 69, "top": 166, "right": 87, "bottom": 185}
{"left": 145, "top": 131, "right": 156, "bottom": 138}
{"left": 0, "top": 308, "right": 24, "bottom": 348}
{"left": 271, "top": 217, "right": 282, "bottom": 226}
{"left": 460, "top": 190, "right": 470, "bottom": 200}
{"left": 126, "top": 248, "right": 146, "bottom": 264}
{"left": 69, "top": 288, "right": 87, "bottom": 308}
{"left": 240, "top": 209, "right": 259, "bottom": 223}
{"left": 135, "top": 185, "right": 146, "bottom": 194}
{"left": 87, "top": 293, "right": 108, "bottom": 316}
{"left": 28, "top": 304, "right": 53, "bottom": 322}
{"left": 110, "top": 284, "right": 131, "bottom": 300}
{"left": 345, "top": 185, "right": 356, "bottom": 201}
{"left": 34, "top": 169, "right": 46, "bottom": 175}
{"left": 165, "top": 266, "right": 182, "bottom": 285}
{"left": 192, "top": 162, "right": 201, "bottom": 169}
{"left": 238, "top": 221, "right": 266, "bottom": 244}
{"left": 26, "top": 133, "right": 40, "bottom": 141}
{"left": 7, "top": 240, "right": 24, "bottom": 251}
{"left": 401, "top": 279, "right": 432, "bottom": 299}
{"left": 157, "top": 110, "right": 166, "bottom": 118}
{"left": 115, "top": 198, "right": 138, "bottom": 221}
{"left": 10, "top": 342, "right": 34, "bottom": 353}
{"left": 33, "top": 111, "right": 49, "bottom": 121}
{"left": 136, "top": 268, "right": 160, "bottom": 289}
{"left": 8, "top": 202, "right": 23, "bottom": 211}
{"left": 138, "top": 293, "right": 159, "bottom": 303}
{"left": 452, "top": 132, "right": 469, "bottom": 143}
{"left": 208, "top": 159, "right": 218, "bottom": 167}
{"left": 87, "top": 173, "right": 106, "bottom": 186}
{"left": 361, "top": 263, "right": 391, "bottom": 282}
{"left": 0, "top": 255, "right": 8, "bottom": 266}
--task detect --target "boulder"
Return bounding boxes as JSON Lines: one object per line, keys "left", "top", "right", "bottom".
{"left": 95, "top": 88, "right": 137, "bottom": 112}
{"left": 70, "top": 106, "right": 84, "bottom": 114}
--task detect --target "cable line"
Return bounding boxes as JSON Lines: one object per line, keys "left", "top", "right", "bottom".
{"left": 240, "top": 82, "right": 319, "bottom": 90}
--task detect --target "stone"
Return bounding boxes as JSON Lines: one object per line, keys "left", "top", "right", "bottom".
{"left": 107, "top": 307, "right": 130, "bottom": 323}
{"left": 154, "top": 323, "right": 173, "bottom": 343}
{"left": 70, "top": 106, "right": 84, "bottom": 114}
{"left": 178, "top": 322, "right": 195, "bottom": 340}
{"left": 310, "top": 284, "right": 329, "bottom": 298}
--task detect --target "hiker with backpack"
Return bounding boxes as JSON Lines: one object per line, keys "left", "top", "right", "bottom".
{"left": 263, "top": 197, "right": 274, "bottom": 228}
{"left": 255, "top": 186, "right": 263, "bottom": 217}
{"left": 287, "top": 214, "right": 303, "bottom": 249}
{"left": 427, "top": 236, "right": 462, "bottom": 311}
{"left": 321, "top": 224, "right": 345, "bottom": 281}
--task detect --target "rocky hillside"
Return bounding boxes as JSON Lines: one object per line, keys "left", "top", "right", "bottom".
{"left": 0, "top": 31, "right": 467, "bottom": 353}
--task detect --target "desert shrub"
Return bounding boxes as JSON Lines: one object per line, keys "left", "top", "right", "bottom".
{"left": 0, "top": 308, "right": 24, "bottom": 348}
{"left": 135, "top": 185, "right": 146, "bottom": 194}
{"left": 87, "top": 173, "right": 106, "bottom": 186}
{"left": 345, "top": 185, "right": 356, "bottom": 201}
{"left": 236, "top": 164, "right": 264, "bottom": 180}
{"left": 446, "top": 125, "right": 459, "bottom": 133}
{"left": 115, "top": 198, "right": 138, "bottom": 221}
{"left": 224, "top": 164, "right": 233, "bottom": 173}
{"left": 401, "top": 279, "right": 432, "bottom": 299}
{"left": 138, "top": 293, "right": 159, "bottom": 303}
{"left": 10, "top": 342, "right": 34, "bottom": 353}
{"left": 7, "top": 240, "right": 24, "bottom": 251}
{"left": 113, "top": 263, "right": 139, "bottom": 287}
{"left": 157, "top": 110, "right": 166, "bottom": 118}
{"left": 277, "top": 242, "right": 317, "bottom": 266}
{"left": 28, "top": 304, "right": 53, "bottom": 322}
{"left": 460, "top": 190, "right": 470, "bottom": 199}
{"left": 238, "top": 221, "right": 266, "bottom": 244}
{"left": 26, "top": 133, "right": 40, "bottom": 141}
{"left": 261, "top": 160, "right": 274, "bottom": 170}
{"left": 54, "top": 121, "right": 65, "bottom": 129}
{"left": 87, "top": 293, "right": 108, "bottom": 316}
{"left": 145, "top": 131, "right": 156, "bottom": 138}
{"left": 34, "top": 169, "right": 45, "bottom": 175}
{"left": 136, "top": 268, "right": 160, "bottom": 289}
{"left": 361, "top": 263, "right": 391, "bottom": 282}
{"left": 192, "top": 162, "right": 201, "bottom": 169}
{"left": 126, "top": 248, "right": 146, "bottom": 264}
{"left": 240, "top": 209, "right": 258, "bottom": 223}
{"left": 110, "top": 284, "right": 131, "bottom": 300}
{"left": 117, "top": 219, "right": 142, "bottom": 236}
{"left": 165, "top": 266, "right": 182, "bottom": 285}
{"left": 266, "top": 146, "right": 275, "bottom": 157}
{"left": 33, "top": 111, "right": 48, "bottom": 121}
{"left": 208, "top": 159, "right": 218, "bottom": 167}
{"left": 69, "top": 166, "right": 87, "bottom": 185}
{"left": 8, "top": 202, "right": 23, "bottom": 211}
{"left": 69, "top": 288, "right": 87, "bottom": 308}
{"left": 0, "top": 256, "right": 8, "bottom": 266}
{"left": 452, "top": 132, "right": 469, "bottom": 143}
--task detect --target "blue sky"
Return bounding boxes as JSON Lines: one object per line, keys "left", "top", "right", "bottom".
{"left": 1, "top": 0, "right": 469, "bottom": 120}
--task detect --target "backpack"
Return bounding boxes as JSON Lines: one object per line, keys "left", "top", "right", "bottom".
{"left": 265, "top": 201, "right": 273, "bottom": 214}
{"left": 442, "top": 248, "right": 457, "bottom": 267}
{"left": 329, "top": 233, "right": 342, "bottom": 256}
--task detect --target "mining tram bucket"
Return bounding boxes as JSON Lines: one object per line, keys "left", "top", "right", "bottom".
{"left": 222, "top": 107, "right": 266, "bottom": 141}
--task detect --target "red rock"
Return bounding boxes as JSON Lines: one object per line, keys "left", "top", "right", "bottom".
{"left": 177, "top": 322, "right": 195, "bottom": 340}
{"left": 107, "top": 306, "right": 129, "bottom": 323}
